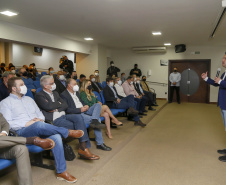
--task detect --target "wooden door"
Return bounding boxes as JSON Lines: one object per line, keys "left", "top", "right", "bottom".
{"left": 168, "top": 60, "right": 211, "bottom": 103}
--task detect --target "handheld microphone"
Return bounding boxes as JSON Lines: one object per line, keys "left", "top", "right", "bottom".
{"left": 216, "top": 68, "right": 221, "bottom": 77}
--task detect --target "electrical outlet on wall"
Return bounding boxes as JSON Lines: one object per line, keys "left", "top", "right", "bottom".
{"left": 165, "top": 92, "right": 167, "bottom": 94}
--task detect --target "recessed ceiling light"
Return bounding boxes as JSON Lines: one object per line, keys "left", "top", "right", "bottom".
{"left": 0, "top": 11, "right": 18, "bottom": 16}
{"left": 152, "top": 32, "right": 162, "bottom": 36}
{"left": 84, "top": 38, "right": 93, "bottom": 41}
{"left": 164, "top": 43, "right": 171, "bottom": 46}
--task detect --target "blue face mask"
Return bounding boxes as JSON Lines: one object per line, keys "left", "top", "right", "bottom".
{"left": 50, "top": 71, "right": 54, "bottom": 74}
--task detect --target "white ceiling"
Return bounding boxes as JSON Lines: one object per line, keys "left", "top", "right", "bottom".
{"left": 0, "top": 0, "right": 225, "bottom": 48}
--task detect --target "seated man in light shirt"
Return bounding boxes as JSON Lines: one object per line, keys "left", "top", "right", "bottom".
{"left": 60, "top": 78, "right": 112, "bottom": 151}
{"left": 35, "top": 75, "right": 100, "bottom": 159}
{"left": 0, "top": 77, "right": 85, "bottom": 183}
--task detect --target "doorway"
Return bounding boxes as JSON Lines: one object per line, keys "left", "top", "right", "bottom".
{"left": 168, "top": 59, "right": 211, "bottom": 103}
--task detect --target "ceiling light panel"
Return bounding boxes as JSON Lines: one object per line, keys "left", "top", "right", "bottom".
{"left": 0, "top": 11, "right": 18, "bottom": 16}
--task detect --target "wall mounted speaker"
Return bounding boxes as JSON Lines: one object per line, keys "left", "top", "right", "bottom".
{"left": 175, "top": 44, "right": 186, "bottom": 53}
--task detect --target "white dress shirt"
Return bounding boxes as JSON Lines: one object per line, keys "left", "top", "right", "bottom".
{"left": 114, "top": 84, "right": 126, "bottom": 97}
{"left": 67, "top": 90, "right": 83, "bottom": 108}
{"left": 169, "top": 72, "right": 181, "bottom": 86}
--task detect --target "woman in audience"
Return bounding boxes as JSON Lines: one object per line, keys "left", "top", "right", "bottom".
{"left": 47, "top": 67, "right": 54, "bottom": 75}
{"left": 94, "top": 70, "right": 100, "bottom": 82}
{"left": 28, "top": 66, "right": 37, "bottom": 81}
{"left": 80, "top": 80, "right": 122, "bottom": 139}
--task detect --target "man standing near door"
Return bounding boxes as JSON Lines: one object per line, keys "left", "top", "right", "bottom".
{"left": 201, "top": 53, "right": 226, "bottom": 161}
{"left": 169, "top": 67, "right": 181, "bottom": 104}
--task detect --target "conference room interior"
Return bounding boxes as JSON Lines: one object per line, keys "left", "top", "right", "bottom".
{"left": 1, "top": 0, "right": 226, "bottom": 185}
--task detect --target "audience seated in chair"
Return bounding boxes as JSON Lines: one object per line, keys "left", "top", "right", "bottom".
{"left": 141, "top": 75, "right": 158, "bottom": 106}
{"left": 0, "top": 113, "right": 55, "bottom": 185}
{"left": 80, "top": 80, "right": 121, "bottom": 139}
{"left": 133, "top": 76, "right": 156, "bottom": 111}
{"left": 28, "top": 66, "right": 37, "bottom": 81}
{"left": 53, "top": 71, "right": 66, "bottom": 94}
{"left": 35, "top": 75, "right": 100, "bottom": 159}
{"left": 90, "top": 74, "right": 102, "bottom": 93}
{"left": 47, "top": 67, "right": 54, "bottom": 76}
{"left": 9, "top": 65, "right": 16, "bottom": 74}
{"left": 60, "top": 78, "right": 112, "bottom": 150}
{"left": 78, "top": 74, "right": 86, "bottom": 87}
{"left": 121, "top": 73, "right": 126, "bottom": 84}
{"left": 122, "top": 76, "right": 147, "bottom": 115}
{"left": 94, "top": 70, "right": 100, "bottom": 82}
{"left": 0, "top": 77, "right": 85, "bottom": 183}
{"left": 71, "top": 71, "right": 77, "bottom": 80}
{"left": 0, "top": 71, "right": 15, "bottom": 101}
{"left": 103, "top": 77, "right": 146, "bottom": 127}
{"left": 1, "top": 63, "right": 6, "bottom": 73}
{"left": 19, "top": 68, "right": 36, "bottom": 93}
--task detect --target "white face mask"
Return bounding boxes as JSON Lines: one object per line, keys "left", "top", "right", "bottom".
{"left": 95, "top": 73, "right": 99, "bottom": 76}
{"left": 59, "top": 75, "right": 65, "bottom": 81}
{"left": 11, "top": 70, "right": 15, "bottom": 74}
{"left": 117, "top": 80, "right": 122, "bottom": 85}
{"left": 137, "top": 80, "right": 140, "bottom": 84}
{"left": 50, "top": 83, "right": 56, "bottom": 91}
{"left": 111, "top": 64, "right": 114, "bottom": 66}
{"left": 20, "top": 85, "right": 27, "bottom": 95}
{"left": 134, "top": 77, "right": 137, "bottom": 81}
{"left": 73, "top": 85, "right": 79, "bottom": 92}
{"left": 109, "top": 82, "right": 114, "bottom": 87}
{"left": 130, "top": 81, "right": 133, "bottom": 85}
{"left": 91, "top": 78, "right": 95, "bottom": 82}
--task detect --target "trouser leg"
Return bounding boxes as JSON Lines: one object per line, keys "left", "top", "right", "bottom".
{"left": 85, "top": 103, "right": 101, "bottom": 120}
{"left": 16, "top": 121, "right": 69, "bottom": 139}
{"left": 175, "top": 86, "right": 180, "bottom": 103}
{"left": 221, "top": 109, "right": 226, "bottom": 131}
{"left": 0, "top": 145, "right": 33, "bottom": 185}
{"left": 169, "top": 86, "right": 175, "bottom": 102}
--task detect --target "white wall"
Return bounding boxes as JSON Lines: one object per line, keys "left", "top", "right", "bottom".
{"left": 98, "top": 45, "right": 108, "bottom": 82}
{"left": 12, "top": 43, "right": 75, "bottom": 71}
{"left": 109, "top": 46, "right": 226, "bottom": 102}
{"left": 0, "top": 20, "right": 91, "bottom": 54}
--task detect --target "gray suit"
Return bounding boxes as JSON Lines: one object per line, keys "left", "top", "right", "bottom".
{"left": 0, "top": 113, "right": 33, "bottom": 185}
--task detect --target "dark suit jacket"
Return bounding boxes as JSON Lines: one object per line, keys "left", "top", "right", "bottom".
{"left": 0, "top": 113, "right": 9, "bottom": 133}
{"left": 107, "top": 66, "right": 120, "bottom": 77}
{"left": 206, "top": 72, "right": 226, "bottom": 110}
{"left": 60, "top": 90, "right": 85, "bottom": 114}
{"left": 103, "top": 85, "right": 124, "bottom": 107}
{"left": 91, "top": 81, "right": 102, "bottom": 92}
{"left": 133, "top": 82, "right": 142, "bottom": 95}
{"left": 54, "top": 76, "right": 66, "bottom": 95}
{"left": 35, "top": 90, "right": 68, "bottom": 121}
{"left": 0, "top": 83, "right": 9, "bottom": 102}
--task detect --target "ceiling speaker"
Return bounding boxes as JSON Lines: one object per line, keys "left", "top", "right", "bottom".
{"left": 175, "top": 44, "right": 186, "bottom": 53}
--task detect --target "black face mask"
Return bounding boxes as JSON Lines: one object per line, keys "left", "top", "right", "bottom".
{"left": 23, "top": 71, "right": 28, "bottom": 76}
{"left": 134, "top": 67, "right": 138, "bottom": 69}
{"left": 143, "top": 79, "right": 146, "bottom": 81}
{"left": 174, "top": 70, "right": 177, "bottom": 72}
{"left": 73, "top": 75, "right": 77, "bottom": 80}
{"left": 87, "top": 85, "right": 92, "bottom": 91}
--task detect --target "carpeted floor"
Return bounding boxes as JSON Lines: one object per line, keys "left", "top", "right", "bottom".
{"left": 1, "top": 101, "right": 226, "bottom": 185}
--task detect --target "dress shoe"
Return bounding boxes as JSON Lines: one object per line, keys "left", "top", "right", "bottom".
{"left": 134, "top": 120, "right": 146, "bottom": 127}
{"left": 127, "top": 107, "right": 139, "bottom": 115}
{"left": 143, "top": 110, "right": 148, "bottom": 112}
{"left": 151, "top": 103, "right": 158, "bottom": 106}
{"left": 168, "top": 101, "right": 172, "bottom": 103}
{"left": 148, "top": 107, "right": 156, "bottom": 111}
{"left": 178, "top": 102, "right": 181, "bottom": 104}
{"left": 97, "top": 143, "right": 112, "bottom": 151}
{"left": 217, "top": 149, "right": 226, "bottom": 154}
{"left": 56, "top": 171, "right": 77, "bottom": 183}
{"left": 138, "top": 112, "right": 147, "bottom": 116}
{"left": 33, "top": 137, "right": 55, "bottom": 150}
{"left": 68, "top": 130, "right": 84, "bottom": 139}
{"left": 89, "top": 119, "right": 106, "bottom": 129}
{"left": 219, "top": 155, "right": 226, "bottom": 162}
{"left": 78, "top": 148, "right": 100, "bottom": 160}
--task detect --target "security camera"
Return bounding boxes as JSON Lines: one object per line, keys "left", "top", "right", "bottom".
{"left": 222, "top": 0, "right": 226, "bottom": 8}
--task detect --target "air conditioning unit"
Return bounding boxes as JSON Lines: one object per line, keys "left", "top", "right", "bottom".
{"left": 132, "top": 46, "right": 167, "bottom": 53}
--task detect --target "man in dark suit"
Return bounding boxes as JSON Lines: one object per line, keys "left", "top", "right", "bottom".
{"left": 35, "top": 75, "right": 100, "bottom": 160}
{"left": 103, "top": 77, "right": 146, "bottom": 127}
{"left": 133, "top": 76, "right": 155, "bottom": 111}
{"left": 54, "top": 71, "right": 67, "bottom": 94}
{"left": 0, "top": 113, "right": 55, "bottom": 185}
{"left": 0, "top": 71, "right": 14, "bottom": 101}
{"left": 202, "top": 53, "right": 226, "bottom": 161}
{"left": 90, "top": 74, "right": 102, "bottom": 93}
{"left": 60, "top": 78, "right": 112, "bottom": 151}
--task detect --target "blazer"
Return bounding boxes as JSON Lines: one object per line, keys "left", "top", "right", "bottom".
{"left": 91, "top": 81, "right": 102, "bottom": 92}
{"left": 60, "top": 89, "right": 85, "bottom": 114}
{"left": 103, "top": 85, "right": 124, "bottom": 107}
{"left": 133, "top": 83, "right": 142, "bottom": 95}
{"left": 206, "top": 72, "right": 226, "bottom": 110}
{"left": 0, "top": 113, "right": 26, "bottom": 149}
{"left": 35, "top": 90, "right": 68, "bottom": 121}
{"left": 0, "top": 83, "right": 10, "bottom": 102}
{"left": 141, "top": 81, "right": 151, "bottom": 92}
{"left": 54, "top": 76, "right": 66, "bottom": 95}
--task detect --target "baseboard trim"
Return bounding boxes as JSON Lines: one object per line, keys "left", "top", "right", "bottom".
{"left": 157, "top": 98, "right": 167, "bottom": 100}
{"left": 209, "top": 102, "right": 217, "bottom": 105}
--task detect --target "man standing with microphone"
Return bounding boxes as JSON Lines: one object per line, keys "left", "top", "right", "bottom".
{"left": 201, "top": 53, "right": 226, "bottom": 161}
